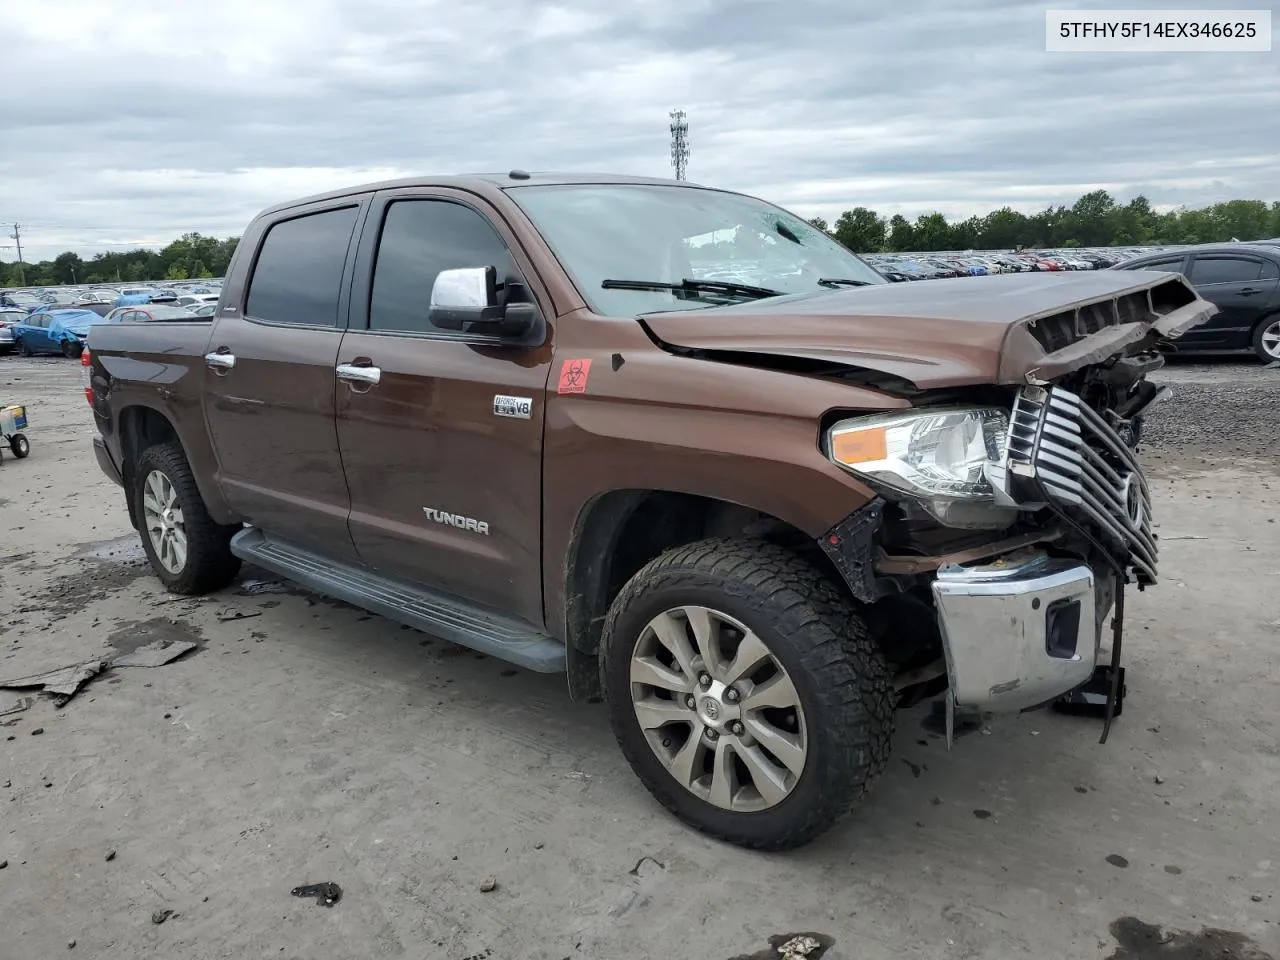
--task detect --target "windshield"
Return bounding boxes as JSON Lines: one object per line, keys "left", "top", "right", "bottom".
{"left": 507, "top": 183, "right": 885, "bottom": 315}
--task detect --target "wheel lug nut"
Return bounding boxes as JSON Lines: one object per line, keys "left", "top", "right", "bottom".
{"left": 724, "top": 687, "right": 739, "bottom": 703}
{"left": 705, "top": 728, "right": 719, "bottom": 740}
{"left": 698, "top": 673, "right": 712, "bottom": 688}
{"left": 729, "top": 721, "right": 744, "bottom": 736}
{"left": 685, "top": 695, "right": 696, "bottom": 709}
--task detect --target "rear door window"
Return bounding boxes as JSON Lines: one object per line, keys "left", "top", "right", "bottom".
{"left": 1189, "top": 257, "right": 1263, "bottom": 285}
{"left": 245, "top": 206, "right": 360, "bottom": 327}
{"left": 1128, "top": 256, "right": 1185, "bottom": 274}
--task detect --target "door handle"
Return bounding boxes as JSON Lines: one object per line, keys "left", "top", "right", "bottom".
{"left": 204, "top": 351, "right": 235, "bottom": 370}
{"left": 336, "top": 363, "right": 381, "bottom": 385}
{"left": 1239, "top": 288, "right": 1260, "bottom": 296}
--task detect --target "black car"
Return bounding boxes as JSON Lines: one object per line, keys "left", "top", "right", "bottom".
{"left": 1112, "top": 243, "right": 1280, "bottom": 362}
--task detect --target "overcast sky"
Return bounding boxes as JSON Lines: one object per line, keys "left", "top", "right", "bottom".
{"left": 1, "top": 0, "right": 1276, "bottom": 261}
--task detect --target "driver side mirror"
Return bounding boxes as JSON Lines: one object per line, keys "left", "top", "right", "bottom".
{"left": 428, "top": 266, "right": 539, "bottom": 340}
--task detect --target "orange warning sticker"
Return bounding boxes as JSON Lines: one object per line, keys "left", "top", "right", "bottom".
{"left": 557, "top": 358, "right": 592, "bottom": 395}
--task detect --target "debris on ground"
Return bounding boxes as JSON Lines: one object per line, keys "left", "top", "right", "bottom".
{"left": 31, "top": 727, "right": 44, "bottom": 736}
{"left": 235, "top": 579, "right": 293, "bottom": 596}
{"left": 111, "top": 640, "right": 197, "bottom": 668}
{"left": 627, "top": 856, "right": 665, "bottom": 877}
{"left": 105, "top": 850, "right": 116, "bottom": 862}
{"left": 150, "top": 909, "right": 173, "bottom": 925}
{"left": 0, "top": 693, "right": 33, "bottom": 717}
{"left": 215, "top": 608, "right": 262, "bottom": 622}
{"left": 729, "top": 932, "right": 834, "bottom": 960}
{"left": 0, "top": 659, "right": 106, "bottom": 706}
{"left": 478, "top": 876, "right": 498, "bottom": 893}
{"left": 291, "top": 882, "right": 342, "bottom": 907}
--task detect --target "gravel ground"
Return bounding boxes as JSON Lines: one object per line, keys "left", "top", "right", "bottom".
{"left": 1145, "top": 359, "right": 1280, "bottom": 467}
{"left": 1, "top": 355, "right": 1277, "bottom": 960}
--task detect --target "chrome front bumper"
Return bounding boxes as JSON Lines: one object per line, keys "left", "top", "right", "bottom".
{"left": 932, "top": 550, "right": 1103, "bottom": 717}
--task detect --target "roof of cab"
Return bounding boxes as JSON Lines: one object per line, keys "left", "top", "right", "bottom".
{"left": 255, "top": 171, "right": 709, "bottom": 220}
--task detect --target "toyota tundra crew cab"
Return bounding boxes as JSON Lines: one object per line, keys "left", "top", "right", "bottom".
{"left": 85, "top": 173, "right": 1214, "bottom": 850}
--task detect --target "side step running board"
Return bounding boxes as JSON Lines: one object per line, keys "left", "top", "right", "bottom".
{"left": 230, "top": 528, "right": 566, "bottom": 673}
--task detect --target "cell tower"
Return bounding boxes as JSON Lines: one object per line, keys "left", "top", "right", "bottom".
{"left": 669, "top": 110, "right": 689, "bottom": 180}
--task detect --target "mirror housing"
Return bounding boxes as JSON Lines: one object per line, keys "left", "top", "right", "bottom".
{"left": 428, "top": 266, "right": 537, "bottom": 339}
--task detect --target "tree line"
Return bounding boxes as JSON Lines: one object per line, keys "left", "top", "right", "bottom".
{"left": 2, "top": 233, "right": 238, "bottom": 288}
{"left": 806, "top": 190, "right": 1280, "bottom": 254}
{"left": 4, "top": 190, "right": 1280, "bottom": 288}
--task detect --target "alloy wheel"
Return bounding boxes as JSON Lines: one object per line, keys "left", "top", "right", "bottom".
{"left": 142, "top": 470, "right": 188, "bottom": 574}
{"left": 628, "top": 605, "right": 808, "bottom": 812}
{"left": 1259, "top": 318, "right": 1280, "bottom": 361}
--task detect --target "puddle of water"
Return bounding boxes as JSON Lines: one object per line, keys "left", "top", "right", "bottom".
{"left": 1106, "top": 917, "right": 1274, "bottom": 960}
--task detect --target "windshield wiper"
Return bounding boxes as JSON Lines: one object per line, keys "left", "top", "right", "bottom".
{"left": 817, "top": 277, "right": 873, "bottom": 288}
{"left": 601, "top": 278, "right": 784, "bottom": 300}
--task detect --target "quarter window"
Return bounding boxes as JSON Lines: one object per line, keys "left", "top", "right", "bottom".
{"left": 245, "top": 206, "right": 360, "bottom": 327}
{"left": 369, "top": 200, "right": 523, "bottom": 335}
{"left": 1189, "top": 257, "right": 1262, "bottom": 285}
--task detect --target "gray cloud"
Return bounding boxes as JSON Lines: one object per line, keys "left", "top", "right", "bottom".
{"left": 1, "top": 0, "right": 1276, "bottom": 260}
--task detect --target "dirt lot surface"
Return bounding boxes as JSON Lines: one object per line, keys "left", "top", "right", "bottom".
{"left": 1, "top": 354, "right": 1277, "bottom": 960}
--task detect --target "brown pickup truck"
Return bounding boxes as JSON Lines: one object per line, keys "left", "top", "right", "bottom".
{"left": 86, "top": 173, "right": 1214, "bottom": 850}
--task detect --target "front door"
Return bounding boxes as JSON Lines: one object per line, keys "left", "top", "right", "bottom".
{"left": 201, "top": 201, "right": 366, "bottom": 558}
{"left": 335, "top": 190, "right": 553, "bottom": 626}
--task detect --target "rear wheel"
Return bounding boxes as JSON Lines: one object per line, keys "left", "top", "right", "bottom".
{"left": 601, "top": 538, "right": 894, "bottom": 850}
{"left": 61, "top": 340, "right": 80, "bottom": 359}
{"left": 18, "top": 339, "right": 33, "bottom": 358}
{"left": 9, "top": 434, "right": 29, "bottom": 459}
{"left": 1252, "top": 315, "right": 1280, "bottom": 363}
{"left": 133, "top": 442, "right": 241, "bottom": 594}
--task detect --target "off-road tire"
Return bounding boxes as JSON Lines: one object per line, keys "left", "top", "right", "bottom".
{"left": 133, "top": 442, "right": 241, "bottom": 595}
{"left": 9, "top": 434, "right": 29, "bottom": 459}
{"left": 1251, "top": 314, "right": 1280, "bottom": 364}
{"left": 601, "top": 538, "right": 894, "bottom": 851}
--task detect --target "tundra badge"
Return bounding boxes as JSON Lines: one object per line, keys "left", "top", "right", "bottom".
{"left": 493, "top": 394, "right": 533, "bottom": 420}
{"left": 423, "top": 508, "right": 490, "bottom": 536}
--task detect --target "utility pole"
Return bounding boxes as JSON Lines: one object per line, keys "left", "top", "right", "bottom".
{"left": 8, "top": 224, "right": 24, "bottom": 286}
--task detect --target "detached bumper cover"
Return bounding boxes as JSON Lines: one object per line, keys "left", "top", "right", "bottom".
{"left": 932, "top": 550, "right": 1100, "bottom": 714}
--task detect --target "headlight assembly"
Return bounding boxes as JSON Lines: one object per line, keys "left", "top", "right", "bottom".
{"left": 826, "top": 407, "right": 1016, "bottom": 529}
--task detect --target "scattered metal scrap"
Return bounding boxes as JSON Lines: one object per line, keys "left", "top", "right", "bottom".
{"left": 111, "top": 640, "right": 197, "bottom": 668}
{"left": 0, "top": 636, "right": 199, "bottom": 707}
{"left": 0, "top": 693, "right": 33, "bottom": 718}
{"left": 0, "top": 659, "right": 107, "bottom": 707}
{"left": 291, "top": 882, "right": 342, "bottom": 907}
{"left": 215, "top": 608, "right": 262, "bottom": 622}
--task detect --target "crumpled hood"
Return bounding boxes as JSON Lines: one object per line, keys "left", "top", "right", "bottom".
{"left": 640, "top": 271, "right": 1216, "bottom": 390}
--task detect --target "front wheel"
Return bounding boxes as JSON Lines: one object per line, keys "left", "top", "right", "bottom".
{"left": 9, "top": 434, "right": 29, "bottom": 459}
{"left": 1252, "top": 315, "right": 1280, "bottom": 364}
{"left": 61, "top": 340, "right": 80, "bottom": 359}
{"left": 133, "top": 442, "right": 241, "bottom": 594}
{"left": 601, "top": 539, "right": 894, "bottom": 851}
{"left": 17, "top": 339, "right": 33, "bottom": 358}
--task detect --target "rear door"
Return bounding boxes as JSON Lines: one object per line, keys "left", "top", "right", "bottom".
{"left": 200, "top": 199, "right": 368, "bottom": 558}
{"left": 334, "top": 189, "right": 554, "bottom": 625}
{"left": 1187, "top": 254, "right": 1279, "bottom": 348}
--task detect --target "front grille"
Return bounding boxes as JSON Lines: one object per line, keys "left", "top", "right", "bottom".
{"left": 1003, "top": 386, "right": 1157, "bottom": 583}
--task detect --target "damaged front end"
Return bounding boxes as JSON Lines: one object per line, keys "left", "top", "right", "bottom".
{"left": 817, "top": 277, "right": 1214, "bottom": 739}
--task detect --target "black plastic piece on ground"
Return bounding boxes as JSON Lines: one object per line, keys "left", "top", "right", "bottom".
{"left": 1053, "top": 665, "right": 1126, "bottom": 719}
{"left": 291, "top": 882, "right": 342, "bottom": 907}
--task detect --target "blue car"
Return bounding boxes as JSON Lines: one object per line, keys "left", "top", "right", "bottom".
{"left": 12, "top": 308, "right": 111, "bottom": 357}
